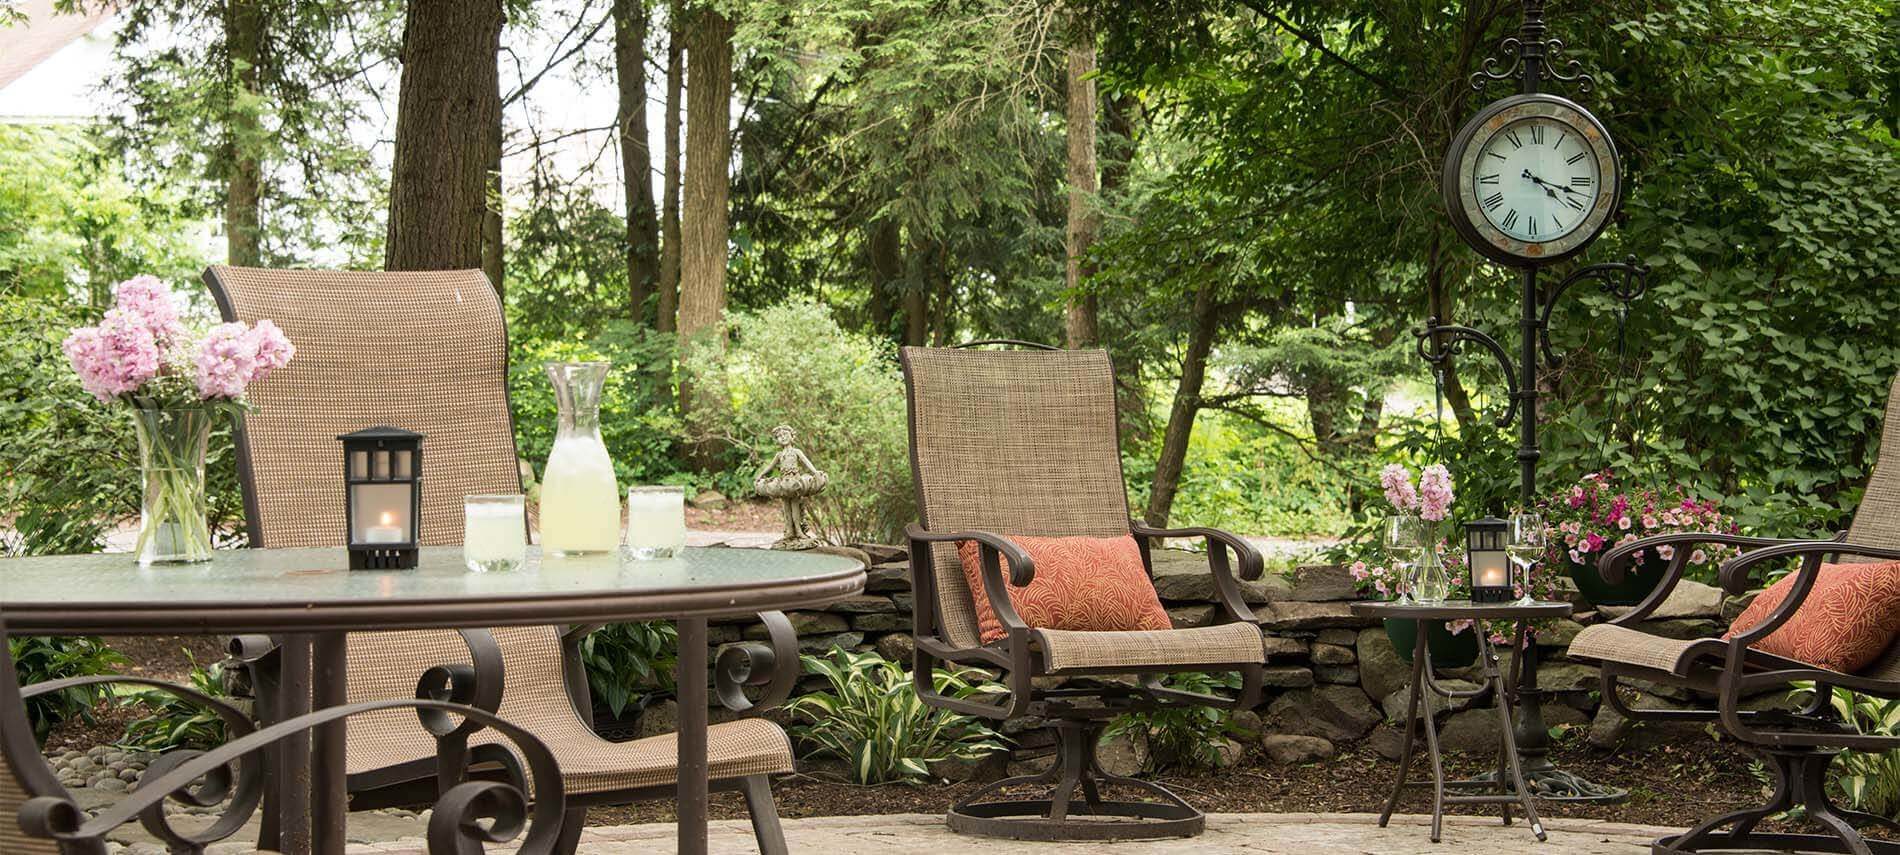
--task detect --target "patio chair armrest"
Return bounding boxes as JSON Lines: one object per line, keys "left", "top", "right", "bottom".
{"left": 714, "top": 611, "right": 798, "bottom": 714}
{"left": 21, "top": 696, "right": 569, "bottom": 855}
{"left": 1715, "top": 540, "right": 1900, "bottom": 634}
{"left": 1130, "top": 522, "right": 1265, "bottom": 581}
{"left": 1130, "top": 522, "right": 1261, "bottom": 622}
{"left": 906, "top": 524, "right": 1034, "bottom": 636}
{"left": 1596, "top": 532, "right": 1812, "bottom": 625}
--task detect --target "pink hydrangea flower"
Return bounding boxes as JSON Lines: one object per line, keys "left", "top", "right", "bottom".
{"left": 1418, "top": 464, "right": 1454, "bottom": 521}
{"left": 247, "top": 319, "right": 295, "bottom": 377}
{"left": 111, "top": 275, "right": 184, "bottom": 343}
{"left": 1380, "top": 464, "right": 1417, "bottom": 513}
{"left": 195, "top": 322, "right": 259, "bottom": 399}
{"left": 63, "top": 309, "right": 162, "bottom": 403}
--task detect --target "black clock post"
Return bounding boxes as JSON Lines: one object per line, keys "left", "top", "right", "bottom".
{"left": 1422, "top": 0, "right": 1649, "bottom": 803}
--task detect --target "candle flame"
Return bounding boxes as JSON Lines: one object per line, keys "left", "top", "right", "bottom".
{"left": 380, "top": 511, "right": 395, "bottom": 526}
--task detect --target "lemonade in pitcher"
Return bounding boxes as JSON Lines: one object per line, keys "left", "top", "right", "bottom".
{"left": 539, "top": 362, "right": 622, "bottom": 555}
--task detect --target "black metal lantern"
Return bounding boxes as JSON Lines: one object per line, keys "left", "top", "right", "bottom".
{"left": 339, "top": 426, "right": 422, "bottom": 570}
{"left": 1465, "top": 516, "right": 1513, "bottom": 602}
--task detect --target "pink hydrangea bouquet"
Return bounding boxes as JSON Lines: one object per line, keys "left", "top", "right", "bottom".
{"left": 63, "top": 276, "right": 294, "bottom": 564}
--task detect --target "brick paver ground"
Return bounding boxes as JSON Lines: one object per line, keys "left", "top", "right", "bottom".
{"left": 342, "top": 812, "right": 1675, "bottom": 854}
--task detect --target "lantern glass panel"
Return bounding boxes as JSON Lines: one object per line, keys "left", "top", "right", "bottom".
{"left": 350, "top": 482, "right": 414, "bottom": 544}
{"left": 393, "top": 449, "right": 413, "bottom": 479}
{"left": 350, "top": 450, "right": 369, "bottom": 480}
{"left": 373, "top": 450, "right": 391, "bottom": 480}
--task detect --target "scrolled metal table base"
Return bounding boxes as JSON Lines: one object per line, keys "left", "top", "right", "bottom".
{"left": 947, "top": 719, "right": 1204, "bottom": 841}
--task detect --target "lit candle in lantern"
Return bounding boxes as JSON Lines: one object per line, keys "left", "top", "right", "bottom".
{"left": 365, "top": 510, "right": 404, "bottom": 544}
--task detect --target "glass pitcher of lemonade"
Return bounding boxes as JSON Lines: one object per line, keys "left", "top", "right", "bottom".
{"left": 539, "top": 362, "right": 622, "bottom": 556}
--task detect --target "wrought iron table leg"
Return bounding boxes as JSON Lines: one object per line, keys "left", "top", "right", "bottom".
{"left": 1381, "top": 623, "right": 1428, "bottom": 828}
{"left": 1483, "top": 631, "right": 1546, "bottom": 841}
{"left": 312, "top": 631, "right": 349, "bottom": 855}
{"left": 1420, "top": 624, "right": 1447, "bottom": 843}
{"left": 279, "top": 634, "right": 313, "bottom": 855}
{"left": 678, "top": 617, "right": 710, "bottom": 855}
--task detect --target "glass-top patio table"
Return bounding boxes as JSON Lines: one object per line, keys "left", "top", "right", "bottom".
{"left": 0, "top": 545, "right": 866, "bottom": 855}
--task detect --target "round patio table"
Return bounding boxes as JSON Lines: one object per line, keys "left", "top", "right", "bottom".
{"left": 1349, "top": 599, "right": 1571, "bottom": 846}
{"left": 0, "top": 545, "right": 865, "bottom": 855}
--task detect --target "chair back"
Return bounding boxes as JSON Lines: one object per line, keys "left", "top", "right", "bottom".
{"left": 899, "top": 346, "right": 1132, "bottom": 647}
{"left": 203, "top": 266, "right": 521, "bottom": 547}
{"left": 1846, "top": 373, "right": 1900, "bottom": 556}
{"left": 0, "top": 614, "right": 69, "bottom": 855}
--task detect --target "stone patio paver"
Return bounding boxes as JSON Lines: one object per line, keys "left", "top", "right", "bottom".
{"left": 343, "top": 812, "right": 1672, "bottom": 854}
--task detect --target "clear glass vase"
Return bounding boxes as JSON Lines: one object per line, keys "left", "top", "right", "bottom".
{"left": 1413, "top": 542, "right": 1451, "bottom": 603}
{"left": 539, "top": 362, "right": 622, "bottom": 556}
{"left": 132, "top": 407, "right": 215, "bottom": 565}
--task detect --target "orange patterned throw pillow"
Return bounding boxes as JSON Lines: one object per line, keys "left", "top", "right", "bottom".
{"left": 1723, "top": 560, "right": 1900, "bottom": 673}
{"left": 955, "top": 535, "right": 1172, "bottom": 644}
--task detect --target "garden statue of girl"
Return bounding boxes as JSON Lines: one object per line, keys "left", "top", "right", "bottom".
{"left": 752, "top": 425, "right": 829, "bottom": 550}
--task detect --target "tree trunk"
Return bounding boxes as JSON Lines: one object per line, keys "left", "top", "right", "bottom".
{"left": 384, "top": 0, "right": 504, "bottom": 272}
{"left": 657, "top": 0, "right": 684, "bottom": 333}
{"left": 1424, "top": 231, "right": 1478, "bottom": 428}
{"left": 223, "top": 0, "right": 263, "bottom": 267}
{"left": 677, "top": 5, "right": 732, "bottom": 343}
{"left": 616, "top": 0, "right": 659, "bottom": 324}
{"left": 481, "top": 116, "right": 503, "bottom": 293}
{"left": 1145, "top": 286, "right": 1219, "bottom": 527}
{"left": 867, "top": 218, "right": 901, "bottom": 340}
{"left": 902, "top": 232, "right": 928, "bottom": 346}
{"left": 1062, "top": 28, "right": 1100, "bottom": 350}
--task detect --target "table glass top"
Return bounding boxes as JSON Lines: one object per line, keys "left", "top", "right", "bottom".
{"left": 0, "top": 547, "right": 863, "bottom": 607}
{"left": 1347, "top": 599, "right": 1573, "bottom": 620}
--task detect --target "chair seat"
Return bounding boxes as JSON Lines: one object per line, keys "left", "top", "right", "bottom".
{"left": 486, "top": 716, "right": 794, "bottom": 796}
{"left": 1568, "top": 623, "right": 1839, "bottom": 678}
{"left": 1034, "top": 622, "right": 1264, "bottom": 673}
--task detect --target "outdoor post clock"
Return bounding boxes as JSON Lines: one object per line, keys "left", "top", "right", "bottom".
{"left": 1442, "top": 93, "right": 1621, "bottom": 268}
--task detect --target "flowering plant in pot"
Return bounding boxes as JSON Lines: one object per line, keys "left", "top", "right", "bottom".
{"left": 1536, "top": 470, "right": 1741, "bottom": 605}
{"left": 63, "top": 276, "right": 293, "bottom": 565}
{"left": 1351, "top": 548, "right": 1481, "bottom": 668}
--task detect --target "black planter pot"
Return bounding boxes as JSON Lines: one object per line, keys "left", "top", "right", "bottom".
{"left": 1383, "top": 616, "right": 1480, "bottom": 669}
{"left": 1568, "top": 551, "right": 1672, "bottom": 607}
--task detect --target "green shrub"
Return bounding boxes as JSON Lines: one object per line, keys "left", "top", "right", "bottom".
{"left": 680, "top": 301, "right": 915, "bottom": 545}
{"left": 785, "top": 647, "right": 1005, "bottom": 784}
{"left": 8, "top": 635, "right": 126, "bottom": 739}
{"left": 119, "top": 652, "right": 230, "bottom": 752}
{"left": 579, "top": 622, "right": 679, "bottom": 720}
{"left": 1103, "top": 671, "right": 1244, "bottom": 772}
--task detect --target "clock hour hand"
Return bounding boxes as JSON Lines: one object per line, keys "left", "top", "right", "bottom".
{"left": 1523, "top": 169, "right": 1584, "bottom": 196}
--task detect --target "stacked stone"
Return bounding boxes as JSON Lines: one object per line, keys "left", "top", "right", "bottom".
{"left": 685, "top": 544, "right": 1738, "bottom": 764}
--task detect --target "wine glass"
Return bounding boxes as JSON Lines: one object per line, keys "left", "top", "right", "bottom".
{"left": 1384, "top": 515, "right": 1424, "bottom": 603}
{"left": 1508, "top": 512, "right": 1545, "bottom": 605}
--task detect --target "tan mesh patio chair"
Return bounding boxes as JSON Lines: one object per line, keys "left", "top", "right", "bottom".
{"left": 203, "top": 266, "right": 796, "bottom": 855}
{"left": 0, "top": 610, "right": 570, "bottom": 855}
{"left": 899, "top": 343, "right": 1266, "bottom": 841}
{"left": 1569, "top": 371, "right": 1900, "bottom": 855}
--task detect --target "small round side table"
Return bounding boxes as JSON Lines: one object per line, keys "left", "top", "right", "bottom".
{"left": 1349, "top": 599, "right": 1573, "bottom": 845}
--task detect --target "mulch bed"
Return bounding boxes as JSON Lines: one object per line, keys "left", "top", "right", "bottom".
{"left": 587, "top": 735, "right": 1766, "bottom": 829}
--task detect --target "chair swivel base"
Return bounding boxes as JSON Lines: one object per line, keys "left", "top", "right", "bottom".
{"left": 946, "top": 720, "right": 1204, "bottom": 841}
{"left": 1654, "top": 748, "right": 1900, "bottom": 855}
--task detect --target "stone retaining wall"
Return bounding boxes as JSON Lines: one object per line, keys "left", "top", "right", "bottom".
{"left": 675, "top": 544, "right": 1745, "bottom": 767}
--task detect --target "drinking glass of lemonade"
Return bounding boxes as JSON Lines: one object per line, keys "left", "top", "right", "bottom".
{"left": 463, "top": 494, "right": 528, "bottom": 573}
{"left": 626, "top": 486, "right": 686, "bottom": 560}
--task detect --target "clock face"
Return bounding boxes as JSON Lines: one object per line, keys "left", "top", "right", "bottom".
{"left": 1470, "top": 117, "right": 1602, "bottom": 244}
{"left": 1444, "top": 94, "right": 1620, "bottom": 267}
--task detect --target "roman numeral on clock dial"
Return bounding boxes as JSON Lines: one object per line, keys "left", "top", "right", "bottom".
{"left": 1565, "top": 152, "right": 1587, "bottom": 165}
{"left": 1570, "top": 175, "right": 1592, "bottom": 186}
{"left": 1478, "top": 174, "right": 1499, "bottom": 184}
{"left": 1501, "top": 209, "right": 1519, "bottom": 230}
{"left": 1530, "top": 125, "right": 1544, "bottom": 145}
{"left": 1482, "top": 192, "right": 1505, "bottom": 211}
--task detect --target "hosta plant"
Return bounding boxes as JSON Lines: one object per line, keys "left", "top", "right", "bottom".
{"left": 120, "top": 652, "right": 230, "bottom": 752}
{"left": 1795, "top": 684, "right": 1900, "bottom": 820}
{"left": 785, "top": 647, "right": 1006, "bottom": 784}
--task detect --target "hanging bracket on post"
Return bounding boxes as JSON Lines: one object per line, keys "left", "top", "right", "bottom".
{"left": 1537, "top": 257, "right": 1651, "bottom": 368}
{"left": 1415, "top": 317, "right": 1521, "bottom": 429}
